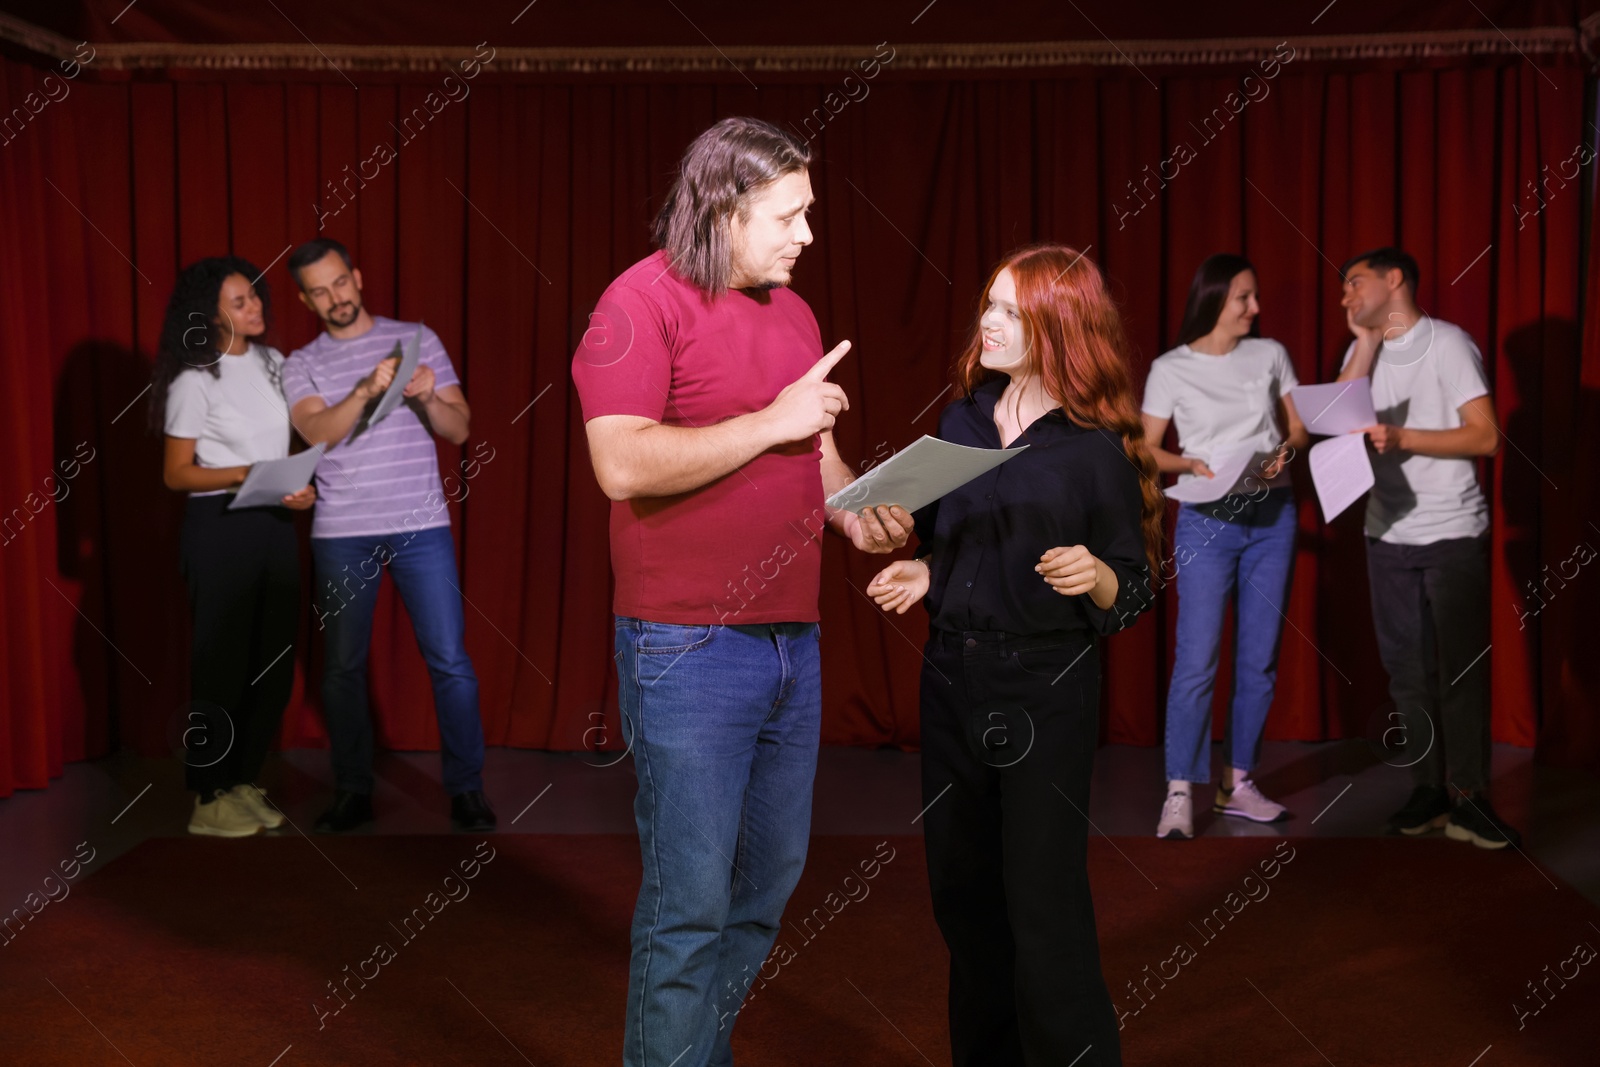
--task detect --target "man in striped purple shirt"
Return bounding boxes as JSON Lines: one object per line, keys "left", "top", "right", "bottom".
{"left": 282, "top": 238, "right": 494, "bottom": 834}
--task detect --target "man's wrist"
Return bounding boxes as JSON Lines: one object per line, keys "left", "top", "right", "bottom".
{"left": 1345, "top": 334, "right": 1380, "bottom": 370}
{"left": 743, "top": 407, "right": 781, "bottom": 453}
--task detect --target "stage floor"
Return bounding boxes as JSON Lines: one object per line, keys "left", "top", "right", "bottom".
{"left": 3, "top": 741, "right": 1598, "bottom": 1065}
{"left": 5, "top": 740, "right": 1597, "bottom": 908}
{"left": 5, "top": 831, "right": 1597, "bottom": 1066}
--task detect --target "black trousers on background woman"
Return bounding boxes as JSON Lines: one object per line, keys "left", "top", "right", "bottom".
{"left": 920, "top": 627, "right": 1121, "bottom": 1067}
{"left": 178, "top": 496, "right": 299, "bottom": 794}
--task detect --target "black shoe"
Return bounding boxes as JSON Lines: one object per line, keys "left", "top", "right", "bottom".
{"left": 313, "top": 791, "right": 373, "bottom": 834}
{"left": 451, "top": 790, "right": 497, "bottom": 832}
{"left": 1388, "top": 785, "right": 1451, "bottom": 835}
{"left": 1445, "top": 793, "right": 1522, "bottom": 850}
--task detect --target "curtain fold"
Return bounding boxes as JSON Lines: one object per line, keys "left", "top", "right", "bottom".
{"left": 1, "top": 50, "right": 1591, "bottom": 796}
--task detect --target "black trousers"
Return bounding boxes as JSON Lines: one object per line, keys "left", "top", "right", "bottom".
{"left": 1364, "top": 535, "right": 1491, "bottom": 793}
{"left": 920, "top": 628, "right": 1121, "bottom": 1067}
{"left": 177, "top": 495, "right": 300, "bottom": 795}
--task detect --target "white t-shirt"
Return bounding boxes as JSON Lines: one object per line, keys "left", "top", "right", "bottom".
{"left": 1338, "top": 317, "right": 1489, "bottom": 545}
{"left": 163, "top": 345, "right": 291, "bottom": 497}
{"left": 1141, "top": 337, "right": 1299, "bottom": 492}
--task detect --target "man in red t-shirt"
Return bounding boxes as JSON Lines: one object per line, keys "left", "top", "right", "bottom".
{"left": 572, "top": 117, "right": 910, "bottom": 1067}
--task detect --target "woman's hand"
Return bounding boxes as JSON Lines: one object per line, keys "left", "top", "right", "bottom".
{"left": 1037, "top": 545, "right": 1102, "bottom": 597}
{"left": 1261, "top": 443, "right": 1292, "bottom": 479}
{"left": 1188, "top": 457, "right": 1215, "bottom": 478}
{"left": 1040, "top": 546, "right": 1120, "bottom": 609}
{"left": 867, "top": 558, "right": 930, "bottom": 614}
{"left": 281, "top": 484, "right": 317, "bottom": 511}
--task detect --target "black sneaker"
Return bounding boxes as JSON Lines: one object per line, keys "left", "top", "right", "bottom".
{"left": 1388, "top": 785, "right": 1451, "bottom": 835}
{"left": 1445, "top": 793, "right": 1522, "bottom": 850}
{"left": 313, "top": 790, "right": 374, "bottom": 834}
{"left": 451, "top": 790, "right": 497, "bottom": 832}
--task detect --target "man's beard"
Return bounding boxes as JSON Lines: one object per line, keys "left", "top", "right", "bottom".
{"left": 326, "top": 300, "right": 360, "bottom": 326}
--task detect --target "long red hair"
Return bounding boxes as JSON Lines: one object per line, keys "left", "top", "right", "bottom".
{"left": 954, "top": 245, "right": 1164, "bottom": 574}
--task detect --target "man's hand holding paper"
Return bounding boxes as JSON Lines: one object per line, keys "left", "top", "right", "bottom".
{"left": 824, "top": 435, "right": 1028, "bottom": 515}
{"left": 1290, "top": 379, "right": 1378, "bottom": 522}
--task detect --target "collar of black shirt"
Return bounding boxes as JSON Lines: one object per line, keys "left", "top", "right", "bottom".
{"left": 965, "top": 376, "right": 1074, "bottom": 446}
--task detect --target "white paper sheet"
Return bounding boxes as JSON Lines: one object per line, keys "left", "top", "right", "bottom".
{"left": 365, "top": 327, "right": 423, "bottom": 430}
{"left": 228, "top": 443, "right": 325, "bottom": 509}
{"left": 1292, "top": 379, "right": 1377, "bottom": 437}
{"left": 1307, "top": 432, "right": 1374, "bottom": 523}
{"left": 1162, "top": 437, "right": 1275, "bottom": 504}
{"left": 824, "top": 435, "right": 1028, "bottom": 513}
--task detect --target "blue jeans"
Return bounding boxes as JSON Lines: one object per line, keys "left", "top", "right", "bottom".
{"left": 311, "top": 525, "right": 484, "bottom": 796}
{"left": 614, "top": 617, "right": 821, "bottom": 1067}
{"left": 1163, "top": 489, "right": 1297, "bottom": 783}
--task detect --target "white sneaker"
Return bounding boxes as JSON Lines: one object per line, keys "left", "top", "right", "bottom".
{"left": 1214, "top": 778, "right": 1288, "bottom": 823}
{"left": 188, "top": 790, "right": 264, "bottom": 838}
{"left": 1157, "top": 789, "right": 1193, "bottom": 839}
{"left": 230, "top": 783, "right": 285, "bottom": 829}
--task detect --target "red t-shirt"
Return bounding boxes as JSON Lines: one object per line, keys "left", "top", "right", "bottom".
{"left": 572, "top": 250, "right": 827, "bottom": 624}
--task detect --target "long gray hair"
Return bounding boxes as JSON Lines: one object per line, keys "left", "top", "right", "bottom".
{"left": 652, "top": 117, "right": 812, "bottom": 294}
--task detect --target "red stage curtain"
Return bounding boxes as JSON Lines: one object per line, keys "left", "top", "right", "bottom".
{"left": 0, "top": 47, "right": 1591, "bottom": 796}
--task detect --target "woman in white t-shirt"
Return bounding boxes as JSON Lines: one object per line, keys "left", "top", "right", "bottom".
{"left": 1139, "top": 254, "right": 1308, "bottom": 840}
{"left": 148, "top": 257, "right": 314, "bottom": 838}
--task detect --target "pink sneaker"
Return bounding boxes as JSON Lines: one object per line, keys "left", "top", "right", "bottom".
{"left": 1157, "top": 789, "right": 1193, "bottom": 839}
{"left": 1214, "top": 778, "right": 1288, "bottom": 823}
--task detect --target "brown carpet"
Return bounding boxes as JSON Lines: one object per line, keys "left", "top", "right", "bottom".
{"left": 0, "top": 834, "right": 1593, "bottom": 1065}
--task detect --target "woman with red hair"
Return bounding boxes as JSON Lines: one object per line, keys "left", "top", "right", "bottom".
{"left": 869, "top": 245, "right": 1160, "bottom": 1065}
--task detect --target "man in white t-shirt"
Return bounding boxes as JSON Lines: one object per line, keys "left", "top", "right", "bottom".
{"left": 1336, "top": 246, "right": 1517, "bottom": 849}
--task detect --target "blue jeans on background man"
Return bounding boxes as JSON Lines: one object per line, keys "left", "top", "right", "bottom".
{"left": 1163, "top": 488, "right": 1297, "bottom": 783}
{"left": 311, "top": 525, "right": 485, "bottom": 797}
{"left": 614, "top": 617, "right": 821, "bottom": 1067}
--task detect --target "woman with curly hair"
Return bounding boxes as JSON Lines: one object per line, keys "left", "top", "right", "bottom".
{"left": 868, "top": 245, "right": 1161, "bottom": 1065}
{"left": 149, "top": 256, "right": 314, "bottom": 837}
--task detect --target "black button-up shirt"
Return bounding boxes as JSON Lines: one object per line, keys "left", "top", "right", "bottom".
{"left": 913, "top": 377, "right": 1153, "bottom": 637}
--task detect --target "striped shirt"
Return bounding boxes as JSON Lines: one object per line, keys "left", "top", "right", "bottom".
{"left": 281, "top": 316, "right": 460, "bottom": 540}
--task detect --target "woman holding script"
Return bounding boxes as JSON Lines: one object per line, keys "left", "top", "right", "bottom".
{"left": 1139, "top": 253, "right": 1308, "bottom": 840}
{"left": 868, "top": 245, "right": 1160, "bottom": 1066}
{"left": 149, "top": 256, "right": 314, "bottom": 838}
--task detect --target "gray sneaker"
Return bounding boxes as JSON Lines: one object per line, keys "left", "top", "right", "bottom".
{"left": 188, "top": 790, "right": 263, "bottom": 838}
{"left": 230, "top": 783, "right": 285, "bottom": 829}
{"left": 1157, "top": 789, "right": 1193, "bottom": 839}
{"left": 1214, "top": 778, "right": 1289, "bottom": 823}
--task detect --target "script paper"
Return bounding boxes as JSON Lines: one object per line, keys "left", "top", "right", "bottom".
{"left": 366, "top": 327, "right": 423, "bottom": 429}
{"left": 1292, "top": 379, "right": 1376, "bottom": 437}
{"left": 228, "top": 443, "right": 325, "bottom": 509}
{"left": 1307, "top": 432, "right": 1374, "bottom": 523}
{"left": 1163, "top": 437, "right": 1275, "bottom": 504}
{"left": 824, "top": 435, "right": 1028, "bottom": 514}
